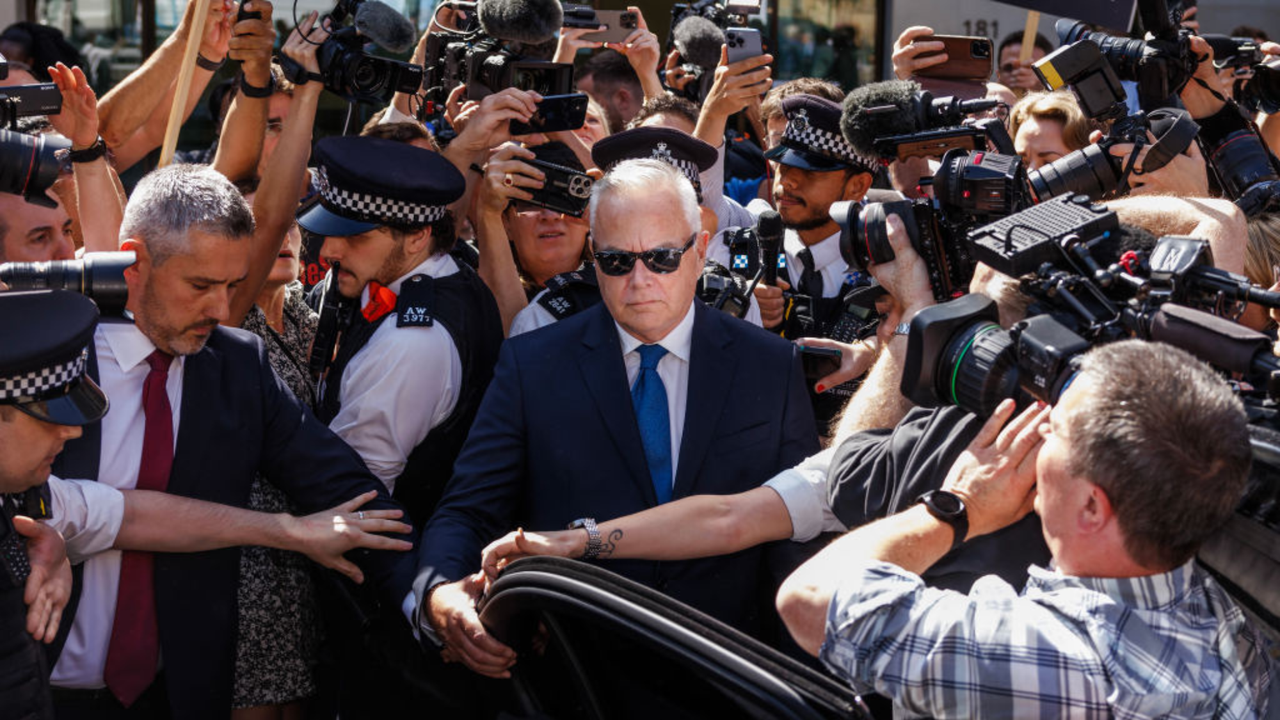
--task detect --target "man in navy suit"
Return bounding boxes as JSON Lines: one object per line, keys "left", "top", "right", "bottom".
{"left": 415, "top": 158, "right": 820, "bottom": 678}
{"left": 47, "top": 164, "right": 416, "bottom": 720}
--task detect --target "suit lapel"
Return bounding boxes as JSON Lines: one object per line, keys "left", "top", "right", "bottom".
{"left": 673, "top": 303, "right": 736, "bottom": 499}
{"left": 167, "top": 341, "right": 221, "bottom": 499}
{"left": 577, "top": 304, "right": 658, "bottom": 506}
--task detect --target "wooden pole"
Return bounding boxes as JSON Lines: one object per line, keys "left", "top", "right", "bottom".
{"left": 158, "top": 0, "right": 212, "bottom": 168}
{"left": 1018, "top": 10, "right": 1040, "bottom": 65}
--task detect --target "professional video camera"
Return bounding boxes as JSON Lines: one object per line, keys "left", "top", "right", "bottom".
{"left": 696, "top": 261, "right": 753, "bottom": 319}
{"left": 278, "top": 0, "right": 423, "bottom": 105}
{"left": 421, "top": 0, "right": 573, "bottom": 118}
{"left": 829, "top": 149, "right": 1034, "bottom": 303}
{"left": 841, "top": 81, "right": 1015, "bottom": 163}
{"left": 899, "top": 197, "right": 1280, "bottom": 417}
{"left": 1055, "top": 0, "right": 1198, "bottom": 112}
{"left": 0, "top": 252, "right": 134, "bottom": 316}
{"left": 669, "top": 0, "right": 759, "bottom": 37}
{"left": 1031, "top": 38, "right": 1200, "bottom": 203}
{"left": 1203, "top": 35, "right": 1280, "bottom": 115}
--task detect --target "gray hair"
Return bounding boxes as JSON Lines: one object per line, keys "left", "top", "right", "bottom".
{"left": 1066, "top": 340, "right": 1251, "bottom": 569}
{"left": 588, "top": 159, "right": 700, "bottom": 241}
{"left": 120, "top": 164, "right": 255, "bottom": 265}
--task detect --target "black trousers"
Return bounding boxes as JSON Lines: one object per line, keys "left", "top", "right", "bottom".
{"left": 51, "top": 675, "right": 169, "bottom": 720}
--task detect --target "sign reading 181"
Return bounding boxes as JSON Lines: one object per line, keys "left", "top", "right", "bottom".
{"left": 961, "top": 19, "right": 1000, "bottom": 40}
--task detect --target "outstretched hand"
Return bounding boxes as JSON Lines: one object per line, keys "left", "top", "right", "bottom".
{"left": 286, "top": 490, "right": 413, "bottom": 584}
{"left": 15, "top": 516, "right": 71, "bottom": 644}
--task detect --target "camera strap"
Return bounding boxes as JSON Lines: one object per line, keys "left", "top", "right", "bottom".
{"left": 1137, "top": 108, "right": 1201, "bottom": 174}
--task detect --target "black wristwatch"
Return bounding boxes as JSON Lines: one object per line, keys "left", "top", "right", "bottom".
{"left": 917, "top": 490, "right": 968, "bottom": 552}
{"left": 566, "top": 518, "right": 602, "bottom": 561}
{"left": 239, "top": 73, "right": 276, "bottom": 99}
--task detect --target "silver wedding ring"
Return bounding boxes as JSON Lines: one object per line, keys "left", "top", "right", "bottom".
{"left": 357, "top": 511, "right": 365, "bottom": 520}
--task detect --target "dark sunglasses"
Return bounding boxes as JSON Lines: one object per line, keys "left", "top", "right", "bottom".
{"left": 593, "top": 233, "right": 698, "bottom": 276}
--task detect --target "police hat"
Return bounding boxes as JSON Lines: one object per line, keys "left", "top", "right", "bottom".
{"left": 0, "top": 291, "right": 108, "bottom": 426}
{"left": 591, "top": 127, "right": 718, "bottom": 202}
{"left": 297, "top": 136, "right": 466, "bottom": 238}
{"left": 765, "top": 95, "right": 874, "bottom": 173}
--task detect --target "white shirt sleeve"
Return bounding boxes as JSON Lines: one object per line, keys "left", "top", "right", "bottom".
{"left": 763, "top": 448, "right": 847, "bottom": 542}
{"left": 329, "top": 323, "right": 461, "bottom": 492}
{"left": 508, "top": 296, "right": 560, "bottom": 337}
{"left": 46, "top": 476, "right": 125, "bottom": 565}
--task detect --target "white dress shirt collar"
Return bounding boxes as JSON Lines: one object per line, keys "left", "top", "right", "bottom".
{"left": 615, "top": 301, "right": 697, "bottom": 362}
{"left": 100, "top": 321, "right": 184, "bottom": 373}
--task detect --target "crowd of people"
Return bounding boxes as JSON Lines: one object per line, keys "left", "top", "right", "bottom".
{"left": 0, "top": 1, "right": 1277, "bottom": 718}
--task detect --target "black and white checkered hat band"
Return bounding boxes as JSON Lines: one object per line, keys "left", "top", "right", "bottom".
{"left": 316, "top": 167, "right": 448, "bottom": 226}
{"left": 0, "top": 349, "right": 87, "bottom": 402}
{"left": 784, "top": 118, "right": 873, "bottom": 169}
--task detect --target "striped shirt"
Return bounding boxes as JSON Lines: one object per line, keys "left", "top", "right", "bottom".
{"left": 821, "top": 559, "right": 1272, "bottom": 719}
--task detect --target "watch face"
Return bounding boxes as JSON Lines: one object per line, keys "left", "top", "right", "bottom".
{"left": 930, "top": 491, "right": 963, "bottom": 515}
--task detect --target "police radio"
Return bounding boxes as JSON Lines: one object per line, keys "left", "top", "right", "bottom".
{"left": 309, "top": 262, "right": 356, "bottom": 386}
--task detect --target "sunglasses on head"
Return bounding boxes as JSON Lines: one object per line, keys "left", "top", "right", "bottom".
{"left": 593, "top": 233, "right": 698, "bottom": 276}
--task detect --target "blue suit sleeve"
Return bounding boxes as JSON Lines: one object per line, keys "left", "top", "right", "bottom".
{"left": 779, "top": 344, "right": 821, "bottom": 469}
{"left": 414, "top": 339, "right": 527, "bottom": 602}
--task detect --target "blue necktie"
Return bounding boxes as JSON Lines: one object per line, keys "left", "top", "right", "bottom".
{"left": 631, "top": 344, "right": 672, "bottom": 504}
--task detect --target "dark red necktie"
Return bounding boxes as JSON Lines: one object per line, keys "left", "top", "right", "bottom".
{"left": 104, "top": 349, "right": 173, "bottom": 707}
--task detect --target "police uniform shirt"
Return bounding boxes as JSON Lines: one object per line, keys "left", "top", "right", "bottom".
{"left": 782, "top": 228, "right": 849, "bottom": 299}
{"left": 53, "top": 322, "right": 185, "bottom": 689}
{"left": 508, "top": 284, "right": 764, "bottom": 336}
{"left": 327, "top": 253, "right": 463, "bottom": 492}
{"left": 703, "top": 142, "right": 756, "bottom": 234}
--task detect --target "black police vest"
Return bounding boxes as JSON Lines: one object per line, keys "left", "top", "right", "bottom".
{"left": 317, "top": 264, "right": 503, "bottom": 526}
{"left": 0, "top": 511, "right": 54, "bottom": 719}
{"left": 536, "top": 266, "right": 601, "bottom": 321}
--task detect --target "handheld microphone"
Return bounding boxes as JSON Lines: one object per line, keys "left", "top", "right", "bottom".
{"left": 672, "top": 16, "right": 724, "bottom": 72}
{"left": 354, "top": 0, "right": 418, "bottom": 54}
{"left": 476, "top": 0, "right": 565, "bottom": 46}
{"left": 757, "top": 210, "right": 783, "bottom": 286}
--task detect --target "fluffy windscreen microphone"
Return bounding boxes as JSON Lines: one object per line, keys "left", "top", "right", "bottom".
{"left": 353, "top": 0, "right": 417, "bottom": 54}
{"left": 477, "top": 0, "right": 564, "bottom": 45}
{"left": 840, "top": 80, "right": 922, "bottom": 162}
{"left": 673, "top": 16, "right": 724, "bottom": 71}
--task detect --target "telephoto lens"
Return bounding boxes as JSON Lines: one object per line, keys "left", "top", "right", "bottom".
{"left": 0, "top": 251, "right": 134, "bottom": 316}
{"left": 833, "top": 199, "right": 916, "bottom": 272}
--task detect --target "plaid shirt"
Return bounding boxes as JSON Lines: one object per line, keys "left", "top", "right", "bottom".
{"left": 821, "top": 560, "right": 1273, "bottom": 719}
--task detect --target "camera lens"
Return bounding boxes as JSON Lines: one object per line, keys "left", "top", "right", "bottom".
{"left": 0, "top": 252, "right": 134, "bottom": 315}
{"left": 1206, "top": 129, "right": 1278, "bottom": 200}
{"left": 1027, "top": 143, "right": 1119, "bottom": 202}
{"left": 972, "top": 40, "right": 990, "bottom": 59}
{"left": 936, "top": 321, "right": 1018, "bottom": 417}
{"left": 841, "top": 200, "right": 917, "bottom": 271}
{"left": 0, "top": 129, "right": 65, "bottom": 208}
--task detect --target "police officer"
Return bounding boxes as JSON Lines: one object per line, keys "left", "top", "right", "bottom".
{"left": 512, "top": 126, "right": 764, "bottom": 333}
{"left": 300, "top": 136, "right": 503, "bottom": 526}
{"left": 751, "top": 95, "right": 881, "bottom": 433}
{"left": 0, "top": 290, "right": 108, "bottom": 720}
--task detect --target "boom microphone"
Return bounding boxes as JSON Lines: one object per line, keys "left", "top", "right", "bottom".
{"left": 841, "top": 80, "right": 925, "bottom": 162}
{"left": 757, "top": 210, "right": 783, "bottom": 286}
{"left": 672, "top": 16, "right": 724, "bottom": 71}
{"left": 476, "top": 0, "right": 565, "bottom": 46}
{"left": 353, "top": 0, "right": 417, "bottom": 54}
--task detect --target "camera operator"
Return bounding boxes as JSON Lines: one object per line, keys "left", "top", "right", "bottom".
{"left": 1008, "top": 90, "right": 1094, "bottom": 171}
{"left": 777, "top": 340, "right": 1272, "bottom": 718}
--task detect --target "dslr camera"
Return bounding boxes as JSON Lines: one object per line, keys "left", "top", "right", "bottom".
{"left": 830, "top": 149, "right": 1033, "bottom": 303}
{"left": 279, "top": 0, "right": 423, "bottom": 105}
